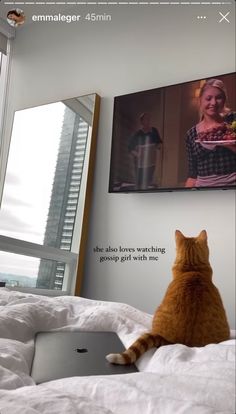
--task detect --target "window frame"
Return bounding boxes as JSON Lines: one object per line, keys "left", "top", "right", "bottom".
{"left": 0, "top": 93, "right": 100, "bottom": 297}
{"left": 0, "top": 19, "right": 15, "bottom": 207}
{"left": 0, "top": 234, "right": 78, "bottom": 295}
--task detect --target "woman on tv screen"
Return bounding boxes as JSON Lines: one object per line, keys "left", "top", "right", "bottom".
{"left": 185, "top": 78, "right": 236, "bottom": 188}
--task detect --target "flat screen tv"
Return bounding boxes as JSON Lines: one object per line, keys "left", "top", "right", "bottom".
{"left": 108, "top": 72, "right": 236, "bottom": 193}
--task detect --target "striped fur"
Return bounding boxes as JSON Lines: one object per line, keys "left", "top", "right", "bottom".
{"left": 106, "top": 333, "right": 170, "bottom": 365}
{"left": 106, "top": 230, "right": 230, "bottom": 365}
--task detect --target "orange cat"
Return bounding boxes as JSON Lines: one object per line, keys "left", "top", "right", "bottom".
{"left": 106, "top": 230, "right": 230, "bottom": 365}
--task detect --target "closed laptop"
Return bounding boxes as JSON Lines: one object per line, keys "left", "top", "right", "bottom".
{"left": 31, "top": 331, "right": 138, "bottom": 384}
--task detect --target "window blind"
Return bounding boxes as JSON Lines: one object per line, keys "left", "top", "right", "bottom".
{"left": 0, "top": 17, "right": 15, "bottom": 54}
{"left": 0, "top": 32, "right": 8, "bottom": 55}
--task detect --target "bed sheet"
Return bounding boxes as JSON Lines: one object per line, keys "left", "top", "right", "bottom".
{"left": 0, "top": 288, "right": 235, "bottom": 414}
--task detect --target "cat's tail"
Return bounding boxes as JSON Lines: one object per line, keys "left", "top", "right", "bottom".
{"left": 106, "top": 333, "right": 168, "bottom": 365}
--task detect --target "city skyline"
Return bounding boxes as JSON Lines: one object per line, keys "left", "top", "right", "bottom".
{"left": 0, "top": 100, "right": 90, "bottom": 290}
{"left": 0, "top": 102, "right": 65, "bottom": 278}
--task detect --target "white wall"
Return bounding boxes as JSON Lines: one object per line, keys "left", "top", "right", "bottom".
{"left": 3, "top": 4, "right": 236, "bottom": 327}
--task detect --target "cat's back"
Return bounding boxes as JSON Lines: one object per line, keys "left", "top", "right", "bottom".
{"left": 152, "top": 272, "right": 230, "bottom": 346}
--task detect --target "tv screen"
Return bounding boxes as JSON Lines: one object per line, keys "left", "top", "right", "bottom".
{"left": 109, "top": 72, "right": 236, "bottom": 193}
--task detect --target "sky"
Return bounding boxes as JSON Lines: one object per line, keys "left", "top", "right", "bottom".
{"left": 0, "top": 102, "right": 65, "bottom": 277}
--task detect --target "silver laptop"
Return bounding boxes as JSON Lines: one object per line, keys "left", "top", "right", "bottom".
{"left": 31, "top": 331, "right": 138, "bottom": 384}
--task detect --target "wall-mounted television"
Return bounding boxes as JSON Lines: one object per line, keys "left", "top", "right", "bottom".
{"left": 109, "top": 72, "right": 236, "bottom": 193}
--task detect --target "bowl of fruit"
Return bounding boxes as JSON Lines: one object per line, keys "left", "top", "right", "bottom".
{"left": 195, "top": 122, "right": 236, "bottom": 149}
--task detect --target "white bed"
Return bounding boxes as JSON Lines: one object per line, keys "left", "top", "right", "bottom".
{"left": 0, "top": 288, "right": 235, "bottom": 414}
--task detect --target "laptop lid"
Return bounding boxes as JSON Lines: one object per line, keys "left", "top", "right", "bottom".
{"left": 31, "top": 331, "right": 138, "bottom": 384}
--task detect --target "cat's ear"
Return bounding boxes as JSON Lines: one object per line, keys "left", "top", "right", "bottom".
{"left": 175, "top": 230, "right": 185, "bottom": 242}
{"left": 197, "top": 230, "right": 207, "bottom": 242}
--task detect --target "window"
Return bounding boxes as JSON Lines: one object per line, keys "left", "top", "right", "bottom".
{"left": 0, "top": 97, "right": 94, "bottom": 294}
{"left": 0, "top": 51, "right": 9, "bottom": 191}
{"left": 0, "top": 18, "right": 15, "bottom": 205}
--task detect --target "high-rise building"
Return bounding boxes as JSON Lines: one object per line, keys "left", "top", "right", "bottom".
{"left": 37, "top": 106, "right": 89, "bottom": 290}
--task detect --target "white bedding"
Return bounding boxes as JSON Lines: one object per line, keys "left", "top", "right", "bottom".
{"left": 0, "top": 288, "right": 235, "bottom": 414}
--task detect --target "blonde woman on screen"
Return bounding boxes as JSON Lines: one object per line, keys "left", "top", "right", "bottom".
{"left": 185, "top": 78, "right": 236, "bottom": 188}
